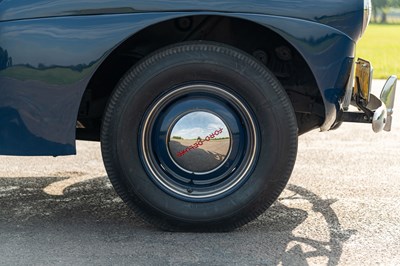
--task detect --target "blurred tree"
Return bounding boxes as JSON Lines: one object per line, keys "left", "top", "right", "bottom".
{"left": 372, "top": 0, "right": 400, "bottom": 23}
{"left": 0, "top": 47, "right": 12, "bottom": 70}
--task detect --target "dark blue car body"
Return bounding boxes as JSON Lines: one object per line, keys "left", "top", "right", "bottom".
{"left": 3, "top": 0, "right": 399, "bottom": 231}
{"left": 0, "top": 0, "right": 363, "bottom": 155}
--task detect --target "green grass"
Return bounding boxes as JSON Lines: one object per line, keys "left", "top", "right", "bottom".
{"left": 357, "top": 24, "right": 400, "bottom": 79}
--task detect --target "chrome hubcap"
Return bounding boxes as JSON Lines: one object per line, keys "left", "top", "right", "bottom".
{"left": 168, "top": 111, "right": 231, "bottom": 174}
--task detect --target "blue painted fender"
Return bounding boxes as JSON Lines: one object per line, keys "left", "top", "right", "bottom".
{"left": 0, "top": 11, "right": 356, "bottom": 155}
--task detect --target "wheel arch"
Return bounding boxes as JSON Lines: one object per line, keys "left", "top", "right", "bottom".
{"left": 77, "top": 14, "right": 329, "bottom": 141}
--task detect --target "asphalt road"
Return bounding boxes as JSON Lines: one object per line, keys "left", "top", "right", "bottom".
{"left": 0, "top": 80, "right": 399, "bottom": 265}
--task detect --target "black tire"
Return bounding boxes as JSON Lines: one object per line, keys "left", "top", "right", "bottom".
{"left": 101, "top": 41, "right": 298, "bottom": 231}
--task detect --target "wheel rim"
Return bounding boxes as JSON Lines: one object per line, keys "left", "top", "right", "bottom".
{"left": 140, "top": 84, "right": 259, "bottom": 202}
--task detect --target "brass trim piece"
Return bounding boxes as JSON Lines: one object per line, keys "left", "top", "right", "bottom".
{"left": 354, "top": 58, "right": 373, "bottom": 104}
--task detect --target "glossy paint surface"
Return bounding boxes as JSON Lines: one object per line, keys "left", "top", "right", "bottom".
{"left": 0, "top": 0, "right": 364, "bottom": 41}
{"left": 0, "top": 1, "right": 362, "bottom": 155}
{"left": 0, "top": 13, "right": 180, "bottom": 155}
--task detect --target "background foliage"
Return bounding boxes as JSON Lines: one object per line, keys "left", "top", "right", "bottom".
{"left": 372, "top": 0, "right": 400, "bottom": 23}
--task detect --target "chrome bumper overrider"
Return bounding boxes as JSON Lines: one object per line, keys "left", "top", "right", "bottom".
{"left": 380, "top": 76, "right": 397, "bottom": 131}
{"left": 372, "top": 76, "right": 397, "bottom": 132}
{"left": 340, "top": 59, "right": 397, "bottom": 133}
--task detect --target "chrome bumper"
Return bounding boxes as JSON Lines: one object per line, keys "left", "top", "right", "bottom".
{"left": 340, "top": 59, "right": 397, "bottom": 133}
{"left": 372, "top": 75, "right": 397, "bottom": 133}
{"left": 379, "top": 76, "right": 397, "bottom": 132}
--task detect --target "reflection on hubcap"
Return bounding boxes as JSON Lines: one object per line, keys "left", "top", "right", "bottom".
{"left": 168, "top": 112, "right": 231, "bottom": 173}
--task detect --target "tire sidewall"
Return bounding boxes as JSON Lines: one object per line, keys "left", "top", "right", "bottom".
{"left": 102, "top": 42, "right": 297, "bottom": 227}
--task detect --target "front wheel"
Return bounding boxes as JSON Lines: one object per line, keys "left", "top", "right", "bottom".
{"left": 101, "top": 42, "right": 298, "bottom": 231}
